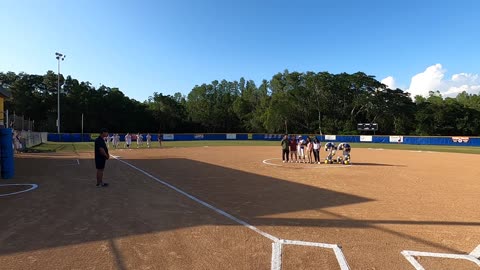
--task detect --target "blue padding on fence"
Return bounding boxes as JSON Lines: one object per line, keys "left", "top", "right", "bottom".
{"left": 47, "top": 133, "right": 58, "bottom": 141}
{"left": 0, "top": 128, "right": 15, "bottom": 179}
{"left": 403, "top": 136, "right": 480, "bottom": 146}
{"left": 46, "top": 133, "right": 480, "bottom": 147}
{"left": 321, "top": 135, "right": 360, "bottom": 143}
{"left": 372, "top": 136, "right": 390, "bottom": 143}
{"left": 254, "top": 134, "right": 284, "bottom": 141}
{"left": 338, "top": 136, "right": 360, "bottom": 142}
{"left": 48, "top": 133, "right": 91, "bottom": 142}
{"left": 204, "top": 134, "right": 225, "bottom": 140}
{"left": 236, "top": 134, "right": 249, "bottom": 140}
{"left": 173, "top": 134, "right": 195, "bottom": 141}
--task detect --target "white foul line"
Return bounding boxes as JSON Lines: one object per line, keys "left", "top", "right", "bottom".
{"left": 0, "top": 184, "right": 38, "bottom": 197}
{"left": 112, "top": 156, "right": 279, "bottom": 242}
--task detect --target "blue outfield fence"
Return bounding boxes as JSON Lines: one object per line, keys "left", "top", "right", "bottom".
{"left": 47, "top": 133, "right": 91, "bottom": 142}
{"left": 45, "top": 133, "right": 480, "bottom": 147}
{"left": 319, "top": 134, "right": 480, "bottom": 146}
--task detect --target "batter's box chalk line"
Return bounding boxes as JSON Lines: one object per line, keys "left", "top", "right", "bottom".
{"left": 271, "top": 239, "right": 350, "bottom": 270}
{"left": 402, "top": 244, "right": 480, "bottom": 270}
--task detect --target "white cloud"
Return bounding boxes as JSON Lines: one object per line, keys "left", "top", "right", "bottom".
{"left": 381, "top": 76, "right": 396, "bottom": 89}
{"left": 407, "top": 64, "right": 445, "bottom": 97}
{"left": 406, "top": 64, "right": 480, "bottom": 97}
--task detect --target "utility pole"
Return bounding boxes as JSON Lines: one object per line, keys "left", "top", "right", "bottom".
{"left": 55, "top": 52, "right": 66, "bottom": 134}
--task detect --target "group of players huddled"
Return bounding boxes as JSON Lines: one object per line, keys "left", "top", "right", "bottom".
{"left": 280, "top": 134, "right": 351, "bottom": 165}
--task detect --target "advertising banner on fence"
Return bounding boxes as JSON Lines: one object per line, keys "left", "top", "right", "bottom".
{"left": 360, "top": 135, "right": 372, "bottom": 142}
{"left": 163, "top": 134, "right": 174, "bottom": 140}
{"left": 226, "top": 134, "right": 236, "bottom": 140}
{"left": 325, "top": 135, "right": 336, "bottom": 141}
{"left": 389, "top": 136, "right": 403, "bottom": 143}
{"left": 452, "top": 137, "right": 469, "bottom": 143}
{"left": 248, "top": 133, "right": 252, "bottom": 140}
{"left": 265, "top": 134, "right": 282, "bottom": 140}
{"left": 194, "top": 134, "right": 204, "bottom": 140}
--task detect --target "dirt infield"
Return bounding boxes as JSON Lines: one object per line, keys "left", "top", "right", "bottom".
{"left": 1, "top": 146, "right": 479, "bottom": 269}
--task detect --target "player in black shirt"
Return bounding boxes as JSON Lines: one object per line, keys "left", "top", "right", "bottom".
{"left": 95, "top": 128, "right": 110, "bottom": 187}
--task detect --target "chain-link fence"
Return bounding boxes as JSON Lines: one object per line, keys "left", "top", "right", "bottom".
{"left": 13, "top": 130, "right": 47, "bottom": 151}
{"left": 2, "top": 111, "right": 45, "bottom": 152}
{"left": 5, "top": 112, "right": 35, "bottom": 131}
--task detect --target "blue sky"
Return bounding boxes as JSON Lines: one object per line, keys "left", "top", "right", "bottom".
{"left": 1, "top": 0, "right": 479, "bottom": 101}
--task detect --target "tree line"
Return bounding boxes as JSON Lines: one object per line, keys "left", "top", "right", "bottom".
{"left": 1, "top": 70, "right": 480, "bottom": 136}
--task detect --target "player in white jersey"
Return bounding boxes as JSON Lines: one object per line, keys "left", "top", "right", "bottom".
{"left": 136, "top": 133, "right": 142, "bottom": 148}
{"left": 336, "top": 142, "right": 351, "bottom": 164}
{"left": 125, "top": 133, "right": 132, "bottom": 148}
{"left": 104, "top": 135, "right": 110, "bottom": 148}
{"left": 324, "top": 142, "right": 337, "bottom": 164}
{"left": 146, "top": 133, "right": 152, "bottom": 148}
{"left": 297, "top": 135, "right": 306, "bottom": 163}
{"left": 115, "top": 134, "right": 120, "bottom": 148}
{"left": 111, "top": 134, "right": 117, "bottom": 149}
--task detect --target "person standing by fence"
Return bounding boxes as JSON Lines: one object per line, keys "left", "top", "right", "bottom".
{"left": 281, "top": 134, "right": 290, "bottom": 163}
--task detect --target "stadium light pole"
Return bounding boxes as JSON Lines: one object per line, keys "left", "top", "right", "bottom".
{"left": 55, "top": 52, "right": 66, "bottom": 134}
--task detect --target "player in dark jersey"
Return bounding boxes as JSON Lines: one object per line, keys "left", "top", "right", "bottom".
{"left": 336, "top": 142, "right": 351, "bottom": 164}
{"left": 95, "top": 128, "right": 110, "bottom": 187}
{"left": 324, "top": 142, "right": 337, "bottom": 164}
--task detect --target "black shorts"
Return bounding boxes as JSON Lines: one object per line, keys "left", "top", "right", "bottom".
{"left": 95, "top": 158, "right": 106, "bottom": 170}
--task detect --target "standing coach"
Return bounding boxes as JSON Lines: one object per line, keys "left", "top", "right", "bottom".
{"left": 95, "top": 128, "right": 110, "bottom": 187}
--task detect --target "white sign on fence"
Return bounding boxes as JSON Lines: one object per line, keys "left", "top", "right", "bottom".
{"left": 360, "top": 135, "right": 372, "bottom": 142}
{"left": 226, "top": 134, "right": 236, "bottom": 140}
{"left": 163, "top": 134, "right": 174, "bottom": 140}
{"left": 389, "top": 136, "right": 403, "bottom": 143}
{"left": 325, "top": 135, "right": 336, "bottom": 141}
{"left": 452, "top": 137, "right": 469, "bottom": 143}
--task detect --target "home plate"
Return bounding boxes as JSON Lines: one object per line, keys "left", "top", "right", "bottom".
{"left": 471, "top": 245, "right": 480, "bottom": 258}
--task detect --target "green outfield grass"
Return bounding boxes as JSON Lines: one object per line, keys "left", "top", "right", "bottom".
{"left": 29, "top": 142, "right": 94, "bottom": 153}
{"left": 29, "top": 140, "right": 480, "bottom": 155}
